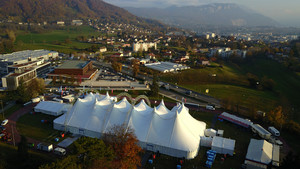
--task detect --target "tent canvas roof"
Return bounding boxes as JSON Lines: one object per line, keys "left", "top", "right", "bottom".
{"left": 246, "top": 139, "right": 273, "bottom": 165}
{"left": 54, "top": 93, "right": 207, "bottom": 159}
{"left": 35, "top": 101, "right": 70, "bottom": 114}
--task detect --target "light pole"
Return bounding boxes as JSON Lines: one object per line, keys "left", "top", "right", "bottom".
{"left": 0, "top": 100, "right": 4, "bottom": 120}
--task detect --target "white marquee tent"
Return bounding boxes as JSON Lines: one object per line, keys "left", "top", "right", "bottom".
{"left": 34, "top": 101, "right": 71, "bottom": 116}
{"left": 211, "top": 136, "right": 235, "bottom": 156}
{"left": 53, "top": 92, "right": 206, "bottom": 159}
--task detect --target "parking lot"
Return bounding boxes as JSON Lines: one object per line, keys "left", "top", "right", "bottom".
{"left": 80, "top": 68, "right": 147, "bottom": 89}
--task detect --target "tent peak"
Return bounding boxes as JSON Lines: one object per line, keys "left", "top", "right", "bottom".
{"left": 161, "top": 99, "right": 165, "bottom": 105}
{"left": 121, "top": 97, "right": 128, "bottom": 102}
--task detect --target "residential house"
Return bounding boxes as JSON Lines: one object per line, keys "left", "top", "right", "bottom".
{"left": 57, "top": 21, "right": 65, "bottom": 26}
{"left": 146, "top": 53, "right": 156, "bottom": 59}
{"left": 99, "top": 47, "right": 107, "bottom": 53}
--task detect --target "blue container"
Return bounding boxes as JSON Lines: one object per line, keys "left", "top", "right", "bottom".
{"left": 176, "top": 165, "right": 181, "bottom": 169}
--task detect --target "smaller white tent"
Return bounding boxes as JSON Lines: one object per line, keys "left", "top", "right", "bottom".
{"left": 245, "top": 139, "right": 279, "bottom": 169}
{"left": 205, "top": 128, "right": 217, "bottom": 137}
{"left": 211, "top": 136, "right": 235, "bottom": 156}
{"left": 34, "top": 101, "right": 71, "bottom": 116}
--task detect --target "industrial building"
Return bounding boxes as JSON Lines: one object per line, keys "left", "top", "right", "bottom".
{"left": 1, "top": 59, "right": 51, "bottom": 90}
{"left": 145, "top": 62, "right": 190, "bottom": 73}
{"left": 0, "top": 49, "right": 58, "bottom": 74}
{"left": 48, "top": 60, "right": 98, "bottom": 82}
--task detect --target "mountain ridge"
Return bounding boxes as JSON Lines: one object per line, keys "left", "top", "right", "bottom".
{"left": 125, "top": 3, "right": 279, "bottom": 28}
{"left": 0, "top": 0, "right": 165, "bottom": 29}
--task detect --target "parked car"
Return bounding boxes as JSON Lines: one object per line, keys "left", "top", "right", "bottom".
{"left": 206, "top": 104, "right": 216, "bottom": 111}
{"left": 0, "top": 133, "right": 5, "bottom": 139}
{"left": 54, "top": 147, "right": 66, "bottom": 156}
{"left": 1, "top": 119, "right": 8, "bottom": 126}
{"left": 268, "top": 126, "right": 280, "bottom": 137}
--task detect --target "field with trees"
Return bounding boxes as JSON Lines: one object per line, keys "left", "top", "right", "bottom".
{"left": 160, "top": 58, "right": 300, "bottom": 123}
{"left": 15, "top": 26, "right": 102, "bottom": 54}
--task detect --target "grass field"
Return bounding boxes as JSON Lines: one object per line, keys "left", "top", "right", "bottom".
{"left": 184, "top": 84, "right": 278, "bottom": 111}
{"left": 0, "top": 104, "right": 22, "bottom": 121}
{"left": 161, "top": 58, "right": 300, "bottom": 122}
{"left": 17, "top": 113, "right": 58, "bottom": 141}
{"left": 15, "top": 26, "right": 102, "bottom": 53}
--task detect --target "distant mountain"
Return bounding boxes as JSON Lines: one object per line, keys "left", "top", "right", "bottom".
{"left": 126, "top": 3, "right": 279, "bottom": 28}
{"left": 0, "top": 0, "right": 164, "bottom": 28}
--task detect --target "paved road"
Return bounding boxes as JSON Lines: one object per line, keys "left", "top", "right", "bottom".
{"left": 93, "top": 61, "right": 221, "bottom": 107}
{"left": 5, "top": 103, "right": 40, "bottom": 146}
{"left": 159, "top": 88, "right": 207, "bottom": 106}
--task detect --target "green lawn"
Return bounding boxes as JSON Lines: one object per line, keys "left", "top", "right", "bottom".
{"left": 0, "top": 104, "right": 22, "bottom": 121}
{"left": 161, "top": 58, "right": 300, "bottom": 122}
{"left": 184, "top": 84, "right": 278, "bottom": 112}
{"left": 17, "top": 113, "right": 58, "bottom": 141}
{"left": 15, "top": 25, "right": 103, "bottom": 53}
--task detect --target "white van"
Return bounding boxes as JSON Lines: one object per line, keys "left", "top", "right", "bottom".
{"left": 206, "top": 105, "right": 215, "bottom": 110}
{"left": 54, "top": 147, "right": 66, "bottom": 156}
{"left": 268, "top": 126, "right": 280, "bottom": 137}
{"left": 1, "top": 119, "right": 8, "bottom": 126}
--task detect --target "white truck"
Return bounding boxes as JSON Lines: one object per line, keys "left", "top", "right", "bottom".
{"left": 37, "top": 143, "right": 53, "bottom": 152}
{"left": 251, "top": 124, "right": 271, "bottom": 140}
{"left": 268, "top": 126, "right": 280, "bottom": 137}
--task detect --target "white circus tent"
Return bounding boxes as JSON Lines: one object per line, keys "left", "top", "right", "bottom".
{"left": 53, "top": 93, "right": 206, "bottom": 159}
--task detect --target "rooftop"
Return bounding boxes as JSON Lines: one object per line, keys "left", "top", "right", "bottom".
{"left": 58, "top": 60, "right": 91, "bottom": 69}
{"left": 0, "top": 49, "right": 57, "bottom": 63}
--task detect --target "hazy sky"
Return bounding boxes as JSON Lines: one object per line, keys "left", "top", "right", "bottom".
{"left": 104, "top": 0, "right": 300, "bottom": 27}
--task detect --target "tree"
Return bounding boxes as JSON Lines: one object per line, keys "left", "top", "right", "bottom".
{"left": 72, "top": 137, "right": 114, "bottom": 169}
{"left": 246, "top": 73, "right": 259, "bottom": 89}
{"left": 261, "top": 76, "right": 275, "bottom": 91}
{"left": 16, "top": 79, "right": 31, "bottom": 103}
{"left": 267, "top": 106, "right": 285, "bottom": 129}
{"left": 6, "top": 29, "right": 16, "bottom": 42}
{"left": 131, "top": 59, "right": 140, "bottom": 77}
{"left": 112, "top": 61, "right": 122, "bottom": 72}
{"left": 28, "top": 78, "right": 45, "bottom": 98}
{"left": 149, "top": 73, "right": 159, "bottom": 97}
{"left": 39, "top": 156, "right": 81, "bottom": 169}
{"left": 103, "top": 125, "right": 142, "bottom": 169}
{"left": 40, "top": 137, "right": 114, "bottom": 169}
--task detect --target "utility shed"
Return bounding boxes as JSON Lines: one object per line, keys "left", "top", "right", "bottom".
{"left": 34, "top": 101, "right": 71, "bottom": 116}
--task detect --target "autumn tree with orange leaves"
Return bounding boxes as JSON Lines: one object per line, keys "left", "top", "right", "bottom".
{"left": 267, "top": 106, "right": 286, "bottom": 129}
{"left": 103, "top": 125, "right": 142, "bottom": 169}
